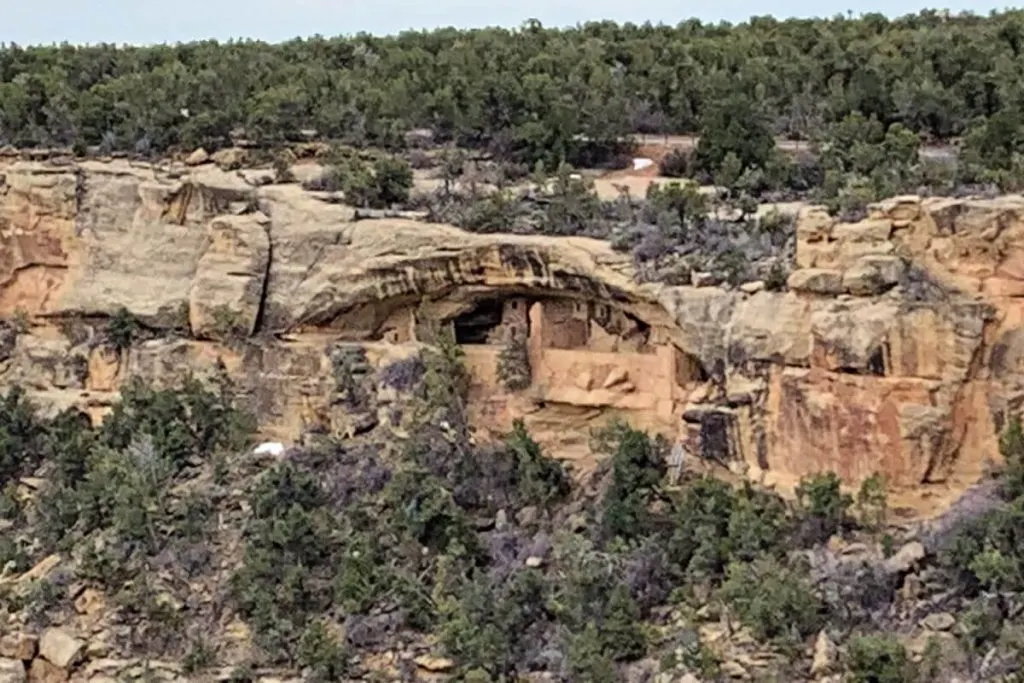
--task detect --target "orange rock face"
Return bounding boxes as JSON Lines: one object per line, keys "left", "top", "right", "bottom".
{"left": 1, "top": 157, "right": 1022, "bottom": 515}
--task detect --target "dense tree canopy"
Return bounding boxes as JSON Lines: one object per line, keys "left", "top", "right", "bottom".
{"left": 3, "top": 10, "right": 1024, "bottom": 167}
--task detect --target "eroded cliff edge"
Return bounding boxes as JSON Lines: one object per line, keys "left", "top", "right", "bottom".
{"left": 1, "top": 158, "right": 1021, "bottom": 509}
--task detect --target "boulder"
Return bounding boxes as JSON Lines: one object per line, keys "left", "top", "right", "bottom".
{"left": 883, "top": 541, "right": 926, "bottom": 575}
{"left": 922, "top": 612, "right": 956, "bottom": 631}
{"left": 38, "top": 628, "right": 83, "bottom": 669}
{"left": 842, "top": 260, "right": 895, "bottom": 296}
{"left": 184, "top": 148, "right": 209, "bottom": 166}
{"left": 787, "top": 268, "right": 845, "bottom": 295}
{"left": 413, "top": 655, "right": 455, "bottom": 673}
{"left": 0, "top": 659, "right": 25, "bottom": 683}
{"left": 27, "top": 659, "right": 65, "bottom": 683}
{"left": 210, "top": 147, "right": 246, "bottom": 170}
{"left": 719, "top": 659, "right": 750, "bottom": 680}
{"left": 739, "top": 280, "right": 765, "bottom": 294}
{"left": 0, "top": 634, "right": 36, "bottom": 661}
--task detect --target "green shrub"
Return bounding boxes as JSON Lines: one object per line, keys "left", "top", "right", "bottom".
{"left": 106, "top": 307, "right": 140, "bottom": 351}
{"left": 438, "top": 569, "right": 553, "bottom": 677}
{"left": 371, "top": 155, "right": 414, "bottom": 206}
{"left": 296, "top": 621, "right": 348, "bottom": 682}
{"left": 595, "top": 421, "right": 667, "bottom": 543}
{"left": 332, "top": 532, "right": 392, "bottom": 614}
{"left": 567, "top": 622, "right": 619, "bottom": 683}
{"left": 667, "top": 477, "right": 789, "bottom": 586}
{"left": 272, "top": 149, "right": 296, "bottom": 182}
{"left": 958, "top": 599, "right": 1004, "bottom": 659}
{"left": 763, "top": 261, "right": 789, "bottom": 291}
{"left": 226, "top": 665, "right": 255, "bottom": 683}
{"left": 505, "top": 419, "right": 570, "bottom": 509}
{"left": 695, "top": 93, "right": 774, "bottom": 176}
{"left": 856, "top": 472, "right": 888, "bottom": 532}
{"left": 387, "top": 470, "right": 480, "bottom": 556}
{"left": 17, "top": 577, "right": 65, "bottom": 627}
{"left": 717, "top": 556, "right": 822, "bottom": 643}
{"left": 98, "top": 377, "right": 248, "bottom": 467}
{"left": 115, "top": 575, "right": 186, "bottom": 654}
{"left": 795, "top": 472, "right": 853, "bottom": 544}
{"left": 231, "top": 463, "right": 344, "bottom": 656}
{"left": 658, "top": 148, "right": 695, "bottom": 178}
{"left": 1000, "top": 412, "right": 1024, "bottom": 500}
{"left": 646, "top": 181, "right": 708, "bottom": 226}
{"left": 0, "top": 385, "right": 49, "bottom": 482}
{"left": 938, "top": 416, "right": 1024, "bottom": 593}
{"left": 416, "top": 323, "right": 470, "bottom": 423}
{"left": 461, "top": 189, "right": 521, "bottom": 233}
{"left": 496, "top": 334, "right": 531, "bottom": 391}
{"left": 844, "top": 633, "right": 914, "bottom": 683}
{"left": 599, "top": 583, "right": 647, "bottom": 661}
{"left": 8, "top": 376, "right": 250, "bottom": 570}
{"left": 182, "top": 640, "right": 218, "bottom": 674}
{"left": 316, "top": 150, "right": 413, "bottom": 208}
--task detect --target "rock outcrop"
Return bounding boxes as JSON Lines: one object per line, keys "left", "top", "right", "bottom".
{"left": 1, "top": 157, "right": 1022, "bottom": 511}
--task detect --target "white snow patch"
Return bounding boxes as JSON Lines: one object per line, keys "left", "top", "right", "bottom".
{"left": 253, "top": 441, "right": 285, "bottom": 457}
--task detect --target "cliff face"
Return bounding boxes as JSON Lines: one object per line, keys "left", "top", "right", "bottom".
{"left": 1, "top": 158, "right": 1020, "bottom": 509}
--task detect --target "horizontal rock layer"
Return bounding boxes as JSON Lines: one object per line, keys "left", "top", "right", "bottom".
{"left": 1, "top": 159, "right": 1022, "bottom": 508}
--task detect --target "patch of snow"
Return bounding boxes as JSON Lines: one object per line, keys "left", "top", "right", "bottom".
{"left": 253, "top": 441, "right": 285, "bottom": 457}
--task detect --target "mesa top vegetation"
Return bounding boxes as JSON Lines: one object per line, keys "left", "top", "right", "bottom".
{"left": 1, "top": 10, "right": 1023, "bottom": 169}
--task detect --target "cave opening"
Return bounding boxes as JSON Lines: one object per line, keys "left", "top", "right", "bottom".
{"left": 836, "top": 343, "right": 889, "bottom": 376}
{"left": 452, "top": 299, "right": 504, "bottom": 344}
{"left": 867, "top": 343, "right": 889, "bottom": 377}
{"left": 675, "top": 347, "right": 709, "bottom": 386}
{"left": 622, "top": 310, "right": 651, "bottom": 342}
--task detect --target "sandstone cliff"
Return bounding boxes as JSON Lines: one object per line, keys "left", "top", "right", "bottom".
{"left": 1, "top": 157, "right": 1020, "bottom": 513}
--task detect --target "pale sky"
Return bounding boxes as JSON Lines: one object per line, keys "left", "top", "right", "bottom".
{"left": 2, "top": 0, "right": 1013, "bottom": 46}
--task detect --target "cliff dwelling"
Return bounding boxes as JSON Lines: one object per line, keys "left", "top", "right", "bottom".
{"left": 375, "top": 293, "right": 713, "bottom": 465}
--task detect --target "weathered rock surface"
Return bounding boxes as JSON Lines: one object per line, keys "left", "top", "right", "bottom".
{"left": 38, "top": 628, "right": 82, "bottom": 669}
{"left": 1, "top": 159, "right": 1022, "bottom": 509}
{"left": 0, "top": 659, "right": 26, "bottom": 683}
{"left": 0, "top": 634, "right": 36, "bottom": 662}
{"left": 188, "top": 213, "right": 270, "bottom": 340}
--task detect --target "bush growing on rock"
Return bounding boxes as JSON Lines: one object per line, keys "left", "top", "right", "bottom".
{"left": 795, "top": 472, "right": 854, "bottom": 545}
{"left": 272, "top": 149, "right": 296, "bottom": 183}
{"left": 105, "top": 306, "right": 141, "bottom": 352}
{"left": 999, "top": 412, "right": 1024, "bottom": 500}
{"left": 496, "top": 334, "right": 531, "bottom": 391}
{"left": 669, "top": 478, "right": 791, "bottom": 584}
{"left": 505, "top": 420, "right": 571, "bottom": 509}
{"left": 595, "top": 420, "right": 668, "bottom": 543}
{"left": 717, "top": 555, "right": 824, "bottom": 643}
{"left": 370, "top": 155, "right": 414, "bottom": 207}
{"left": 856, "top": 472, "right": 889, "bottom": 532}
{"left": 297, "top": 621, "right": 349, "bottom": 681}
{"left": 303, "top": 149, "right": 413, "bottom": 208}
{"left": 844, "top": 633, "right": 914, "bottom": 683}
{"left": 0, "top": 385, "right": 53, "bottom": 483}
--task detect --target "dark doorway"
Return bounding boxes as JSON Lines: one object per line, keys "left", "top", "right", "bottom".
{"left": 453, "top": 299, "right": 504, "bottom": 344}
